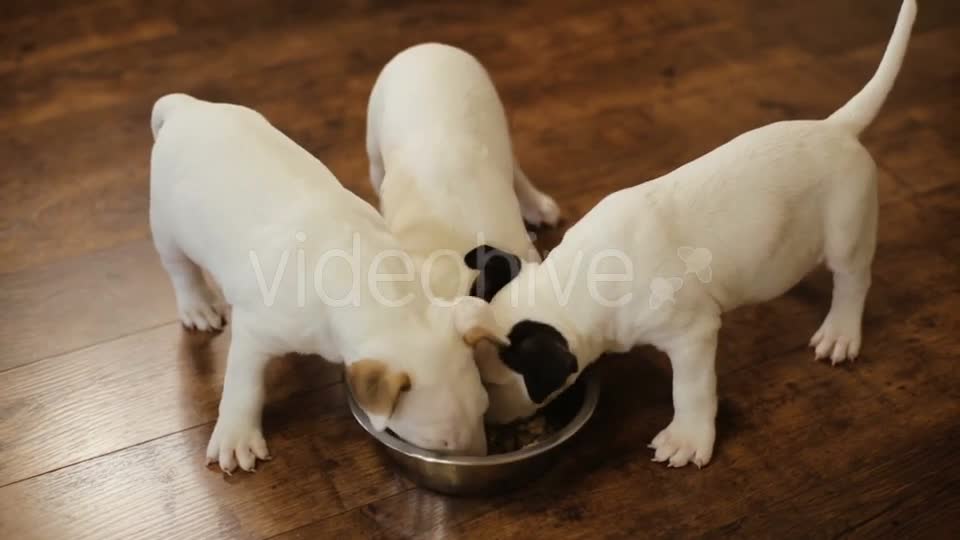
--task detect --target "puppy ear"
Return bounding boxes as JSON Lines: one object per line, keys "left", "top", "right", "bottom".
{"left": 451, "top": 297, "right": 515, "bottom": 384}
{"left": 463, "top": 245, "right": 494, "bottom": 270}
{"left": 509, "top": 347, "right": 578, "bottom": 404}
{"left": 501, "top": 321, "right": 579, "bottom": 403}
{"left": 346, "top": 359, "right": 411, "bottom": 431}
{"left": 473, "top": 341, "right": 517, "bottom": 385}
{"left": 464, "top": 244, "right": 522, "bottom": 302}
{"left": 452, "top": 296, "right": 509, "bottom": 348}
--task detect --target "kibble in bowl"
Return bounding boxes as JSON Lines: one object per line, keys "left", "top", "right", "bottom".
{"left": 347, "top": 375, "right": 599, "bottom": 495}
{"left": 486, "top": 414, "right": 550, "bottom": 453}
{"left": 484, "top": 378, "right": 587, "bottom": 454}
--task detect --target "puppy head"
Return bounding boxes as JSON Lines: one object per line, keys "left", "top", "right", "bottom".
{"left": 347, "top": 359, "right": 411, "bottom": 429}
{"left": 500, "top": 320, "right": 579, "bottom": 404}
{"left": 461, "top": 250, "right": 582, "bottom": 423}
{"left": 473, "top": 317, "right": 578, "bottom": 424}
{"left": 349, "top": 300, "right": 515, "bottom": 456}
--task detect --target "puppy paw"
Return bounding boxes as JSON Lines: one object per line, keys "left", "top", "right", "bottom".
{"left": 649, "top": 417, "right": 715, "bottom": 468}
{"left": 178, "top": 297, "right": 226, "bottom": 332}
{"left": 522, "top": 192, "right": 561, "bottom": 228}
{"left": 206, "top": 416, "right": 271, "bottom": 473}
{"left": 809, "top": 314, "right": 862, "bottom": 365}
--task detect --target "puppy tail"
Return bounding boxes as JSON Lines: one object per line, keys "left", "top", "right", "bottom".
{"left": 826, "top": 0, "right": 917, "bottom": 136}
{"left": 151, "top": 93, "right": 195, "bottom": 140}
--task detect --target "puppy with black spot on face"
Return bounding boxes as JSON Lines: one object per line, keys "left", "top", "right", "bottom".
{"left": 462, "top": 245, "right": 583, "bottom": 425}
{"left": 366, "top": 42, "right": 560, "bottom": 302}
{"left": 466, "top": 0, "right": 916, "bottom": 469}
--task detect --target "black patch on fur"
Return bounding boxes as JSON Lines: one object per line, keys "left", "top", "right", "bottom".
{"left": 464, "top": 244, "right": 522, "bottom": 302}
{"left": 500, "top": 320, "right": 578, "bottom": 404}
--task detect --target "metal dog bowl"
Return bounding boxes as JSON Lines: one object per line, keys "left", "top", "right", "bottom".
{"left": 347, "top": 376, "right": 599, "bottom": 495}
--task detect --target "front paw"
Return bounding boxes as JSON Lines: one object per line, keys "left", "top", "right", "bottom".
{"left": 178, "top": 297, "right": 227, "bottom": 332}
{"left": 206, "top": 415, "right": 270, "bottom": 473}
{"left": 649, "top": 416, "right": 715, "bottom": 468}
{"left": 809, "top": 313, "right": 862, "bottom": 365}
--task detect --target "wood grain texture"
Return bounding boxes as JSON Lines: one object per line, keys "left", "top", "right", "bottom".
{"left": 0, "top": 399, "right": 411, "bottom": 540}
{"left": 0, "top": 240, "right": 174, "bottom": 371}
{"left": 0, "top": 0, "right": 958, "bottom": 538}
{"left": 0, "top": 322, "right": 349, "bottom": 486}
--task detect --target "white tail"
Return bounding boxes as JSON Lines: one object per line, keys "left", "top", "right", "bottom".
{"left": 827, "top": 0, "right": 917, "bottom": 135}
{"left": 150, "top": 93, "right": 195, "bottom": 139}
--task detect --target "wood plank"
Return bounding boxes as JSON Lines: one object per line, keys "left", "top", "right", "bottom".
{"left": 913, "top": 184, "right": 960, "bottom": 261}
{"left": 876, "top": 125, "right": 960, "bottom": 196}
{"left": 514, "top": 27, "right": 959, "bottom": 206}
{"left": 0, "top": 240, "right": 175, "bottom": 371}
{"left": 0, "top": 0, "right": 644, "bottom": 129}
{"left": 716, "top": 292, "right": 960, "bottom": 538}
{"left": 270, "top": 487, "right": 498, "bottom": 540}
{"left": 0, "top": 323, "right": 345, "bottom": 486}
{"left": 0, "top": 387, "right": 410, "bottom": 540}
{"left": 0, "top": 0, "right": 101, "bottom": 22}
{"left": 0, "top": 3, "right": 177, "bottom": 74}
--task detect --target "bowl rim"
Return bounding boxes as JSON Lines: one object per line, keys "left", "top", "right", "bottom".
{"left": 346, "top": 375, "right": 600, "bottom": 466}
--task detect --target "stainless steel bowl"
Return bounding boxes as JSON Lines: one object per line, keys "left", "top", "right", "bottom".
{"left": 346, "top": 376, "right": 599, "bottom": 495}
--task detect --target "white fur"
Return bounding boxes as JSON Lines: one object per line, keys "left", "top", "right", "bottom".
{"left": 366, "top": 43, "right": 559, "bottom": 298}
{"left": 150, "top": 94, "right": 491, "bottom": 472}
{"left": 483, "top": 0, "right": 917, "bottom": 468}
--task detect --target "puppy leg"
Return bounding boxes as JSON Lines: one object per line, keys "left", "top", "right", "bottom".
{"left": 650, "top": 319, "right": 719, "bottom": 468}
{"left": 154, "top": 234, "right": 225, "bottom": 331}
{"left": 207, "top": 315, "right": 272, "bottom": 473}
{"left": 810, "top": 167, "right": 878, "bottom": 364}
{"left": 513, "top": 159, "right": 560, "bottom": 227}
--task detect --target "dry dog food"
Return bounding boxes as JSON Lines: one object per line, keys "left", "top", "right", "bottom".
{"left": 487, "top": 414, "right": 552, "bottom": 453}
{"left": 485, "top": 379, "right": 586, "bottom": 454}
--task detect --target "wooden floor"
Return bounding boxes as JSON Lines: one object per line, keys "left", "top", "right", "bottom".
{"left": 1, "top": 1, "right": 958, "bottom": 538}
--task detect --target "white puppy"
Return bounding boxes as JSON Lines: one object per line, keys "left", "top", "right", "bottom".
{"left": 467, "top": 0, "right": 916, "bottom": 468}
{"left": 150, "top": 94, "right": 507, "bottom": 472}
{"left": 366, "top": 43, "right": 560, "bottom": 302}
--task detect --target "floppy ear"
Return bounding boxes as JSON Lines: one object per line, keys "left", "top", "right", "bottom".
{"left": 501, "top": 320, "right": 579, "bottom": 403}
{"left": 346, "top": 359, "right": 411, "bottom": 431}
{"left": 464, "top": 244, "right": 522, "bottom": 302}
{"left": 510, "top": 347, "right": 578, "bottom": 403}
{"left": 452, "top": 297, "right": 516, "bottom": 385}
{"left": 472, "top": 341, "right": 517, "bottom": 385}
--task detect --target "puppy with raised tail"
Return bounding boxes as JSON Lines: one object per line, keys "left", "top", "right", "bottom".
{"left": 467, "top": 0, "right": 917, "bottom": 468}
{"left": 366, "top": 43, "right": 560, "bottom": 303}
{"left": 150, "top": 94, "right": 506, "bottom": 471}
